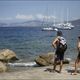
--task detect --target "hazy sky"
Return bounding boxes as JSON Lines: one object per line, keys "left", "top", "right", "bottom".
{"left": 0, "top": 0, "right": 80, "bottom": 23}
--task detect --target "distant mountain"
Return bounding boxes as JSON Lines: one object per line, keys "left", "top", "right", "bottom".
{"left": 9, "top": 20, "right": 45, "bottom": 27}
{"left": 0, "top": 22, "right": 8, "bottom": 27}
{"left": 6, "top": 20, "right": 53, "bottom": 27}
{"left": 0, "top": 19, "right": 80, "bottom": 27}
{"left": 70, "top": 19, "right": 80, "bottom": 26}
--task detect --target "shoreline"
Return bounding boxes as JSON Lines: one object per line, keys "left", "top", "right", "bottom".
{"left": 0, "top": 62, "right": 80, "bottom": 79}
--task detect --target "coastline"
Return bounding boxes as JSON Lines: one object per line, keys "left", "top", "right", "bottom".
{"left": 0, "top": 62, "right": 80, "bottom": 79}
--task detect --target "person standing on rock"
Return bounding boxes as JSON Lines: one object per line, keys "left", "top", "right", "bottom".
{"left": 52, "top": 31, "right": 67, "bottom": 73}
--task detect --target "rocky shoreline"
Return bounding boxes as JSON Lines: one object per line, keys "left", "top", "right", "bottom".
{"left": 0, "top": 49, "right": 18, "bottom": 72}
{"left": 0, "top": 49, "right": 80, "bottom": 79}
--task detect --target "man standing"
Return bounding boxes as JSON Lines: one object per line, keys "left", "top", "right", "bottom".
{"left": 52, "top": 31, "right": 67, "bottom": 73}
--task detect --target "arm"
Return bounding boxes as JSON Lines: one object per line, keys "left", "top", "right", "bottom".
{"left": 52, "top": 37, "right": 59, "bottom": 48}
{"left": 77, "top": 41, "right": 80, "bottom": 51}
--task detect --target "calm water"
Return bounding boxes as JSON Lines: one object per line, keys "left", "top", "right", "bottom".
{"left": 0, "top": 26, "right": 80, "bottom": 62}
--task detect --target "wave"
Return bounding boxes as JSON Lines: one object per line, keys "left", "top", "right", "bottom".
{"left": 8, "top": 62, "right": 38, "bottom": 67}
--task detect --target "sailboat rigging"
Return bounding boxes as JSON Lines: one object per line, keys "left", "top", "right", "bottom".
{"left": 42, "top": 7, "right": 54, "bottom": 31}
{"left": 53, "top": 8, "right": 74, "bottom": 30}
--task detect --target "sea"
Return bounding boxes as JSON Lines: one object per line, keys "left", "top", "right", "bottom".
{"left": 0, "top": 26, "right": 80, "bottom": 63}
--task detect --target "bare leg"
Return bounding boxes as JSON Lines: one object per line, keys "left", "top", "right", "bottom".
{"left": 74, "top": 61, "right": 77, "bottom": 73}
{"left": 53, "top": 59, "right": 57, "bottom": 72}
{"left": 72, "top": 59, "right": 78, "bottom": 75}
{"left": 59, "top": 60, "right": 63, "bottom": 73}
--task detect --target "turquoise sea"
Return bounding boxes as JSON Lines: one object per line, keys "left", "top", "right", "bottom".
{"left": 0, "top": 26, "right": 80, "bottom": 62}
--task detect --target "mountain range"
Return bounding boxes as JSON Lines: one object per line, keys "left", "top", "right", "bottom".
{"left": 0, "top": 19, "right": 80, "bottom": 27}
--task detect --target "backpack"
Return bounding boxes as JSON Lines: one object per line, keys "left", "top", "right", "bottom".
{"left": 58, "top": 36, "right": 67, "bottom": 51}
{"left": 58, "top": 36, "right": 66, "bottom": 45}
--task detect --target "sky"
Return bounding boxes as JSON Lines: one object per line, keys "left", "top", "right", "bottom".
{"left": 0, "top": 0, "right": 80, "bottom": 23}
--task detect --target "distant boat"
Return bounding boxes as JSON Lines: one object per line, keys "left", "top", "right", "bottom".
{"left": 42, "top": 27, "right": 58, "bottom": 31}
{"left": 54, "top": 23, "right": 72, "bottom": 30}
{"left": 56, "top": 22, "right": 74, "bottom": 30}
{"left": 52, "top": 8, "right": 74, "bottom": 30}
{"left": 58, "top": 26, "right": 72, "bottom": 30}
{"left": 61, "top": 8, "right": 74, "bottom": 29}
{"left": 42, "top": 27, "right": 54, "bottom": 31}
{"left": 63, "top": 22, "right": 74, "bottom": 28}
{"left": 42, "top": 7, "right": 55, "bottom": 31}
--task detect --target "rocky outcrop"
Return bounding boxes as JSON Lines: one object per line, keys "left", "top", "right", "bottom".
{"left": 0, "top": 61, "right": 7, "bottom": 72}
{"left": 35, "top": 52, "right": 70, "bottom": 66}
{"left": 35, "top": 52, "right": 55, "bottom": 66}
{"left": 0, "top": 49, "right": 19, "bottom": 63}
{"left": 0, "top": 49, "right": 19, "bottom": 72}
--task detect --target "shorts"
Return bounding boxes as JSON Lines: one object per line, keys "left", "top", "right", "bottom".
{"left": 55, "top": 49, "right": 64, "bottom": 61}
{"left": 55, "top": 44, "right": 67, "bottom": 61}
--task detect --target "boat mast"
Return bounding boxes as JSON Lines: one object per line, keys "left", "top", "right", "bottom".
{"left": 60, "top": 9, "right": 64, "bottom": 24}
{"left": 67, "top": 8, "right": 69, "bottom": 24}
{"left": 46, "top": 5, "right": 49, "bottom": 27}
{"left": 53, "top": 9, "right": 56, "bottom": 26}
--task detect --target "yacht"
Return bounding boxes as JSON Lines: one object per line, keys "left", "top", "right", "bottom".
{"left": 42, "top": 27, "right": 59, "bottom": 31}
{"left": 54, "top": 23, "right": 72, "bottom": 30}
{"left": 64, "top": 22, "right": 74, "bottom": 28}
{"left": 53, "top": 8, "right": 74, "bottom": 30}
{"left": 42, "top": 27, "right": 54, "bottom": 31}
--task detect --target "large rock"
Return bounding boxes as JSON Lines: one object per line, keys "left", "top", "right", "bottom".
{"left": 35, "top": 52, "right": 70, "bottom": 66}
{"left": 35, "top": 52, "right": 55, "bottom": 66}
{"left": 0, "top": 61, "right": 7, "bottom": 72}
{"left": 0, "top": 49, "right": 19, "bottom": 63}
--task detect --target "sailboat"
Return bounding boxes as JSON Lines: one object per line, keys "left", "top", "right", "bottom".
{"left": 53, "top": 9, "right": 74, "bottom": 30}
{"left": 42, "top": 7, "right": 54, "bottom": 31}
{"left": 62, "top": 8, "right": 74, "bottom": 29}
{"left": 42, "top": 27, "right": 54, "bottom": 31}
{"left": 42, "top": 16, "right": 54, "bottom": 31}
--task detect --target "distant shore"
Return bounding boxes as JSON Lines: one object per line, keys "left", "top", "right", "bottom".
{"left": 0, "top": 62, "right": 80, "bottom": 80}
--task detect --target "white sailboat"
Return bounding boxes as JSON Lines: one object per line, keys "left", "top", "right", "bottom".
{"left": 42, "top": 7, "right": 54, "bottom": 31}
{"left": 42, "top": 17, "right": 54, "bottom": 31}
{"left": 42, "top": 27, "right": 54, "bottom": 31}
{"left": 62, "top": 8, "right": 74, "bottom": 29}
{"left": 53, "top": 9, "right": 74, "bottom": 30}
